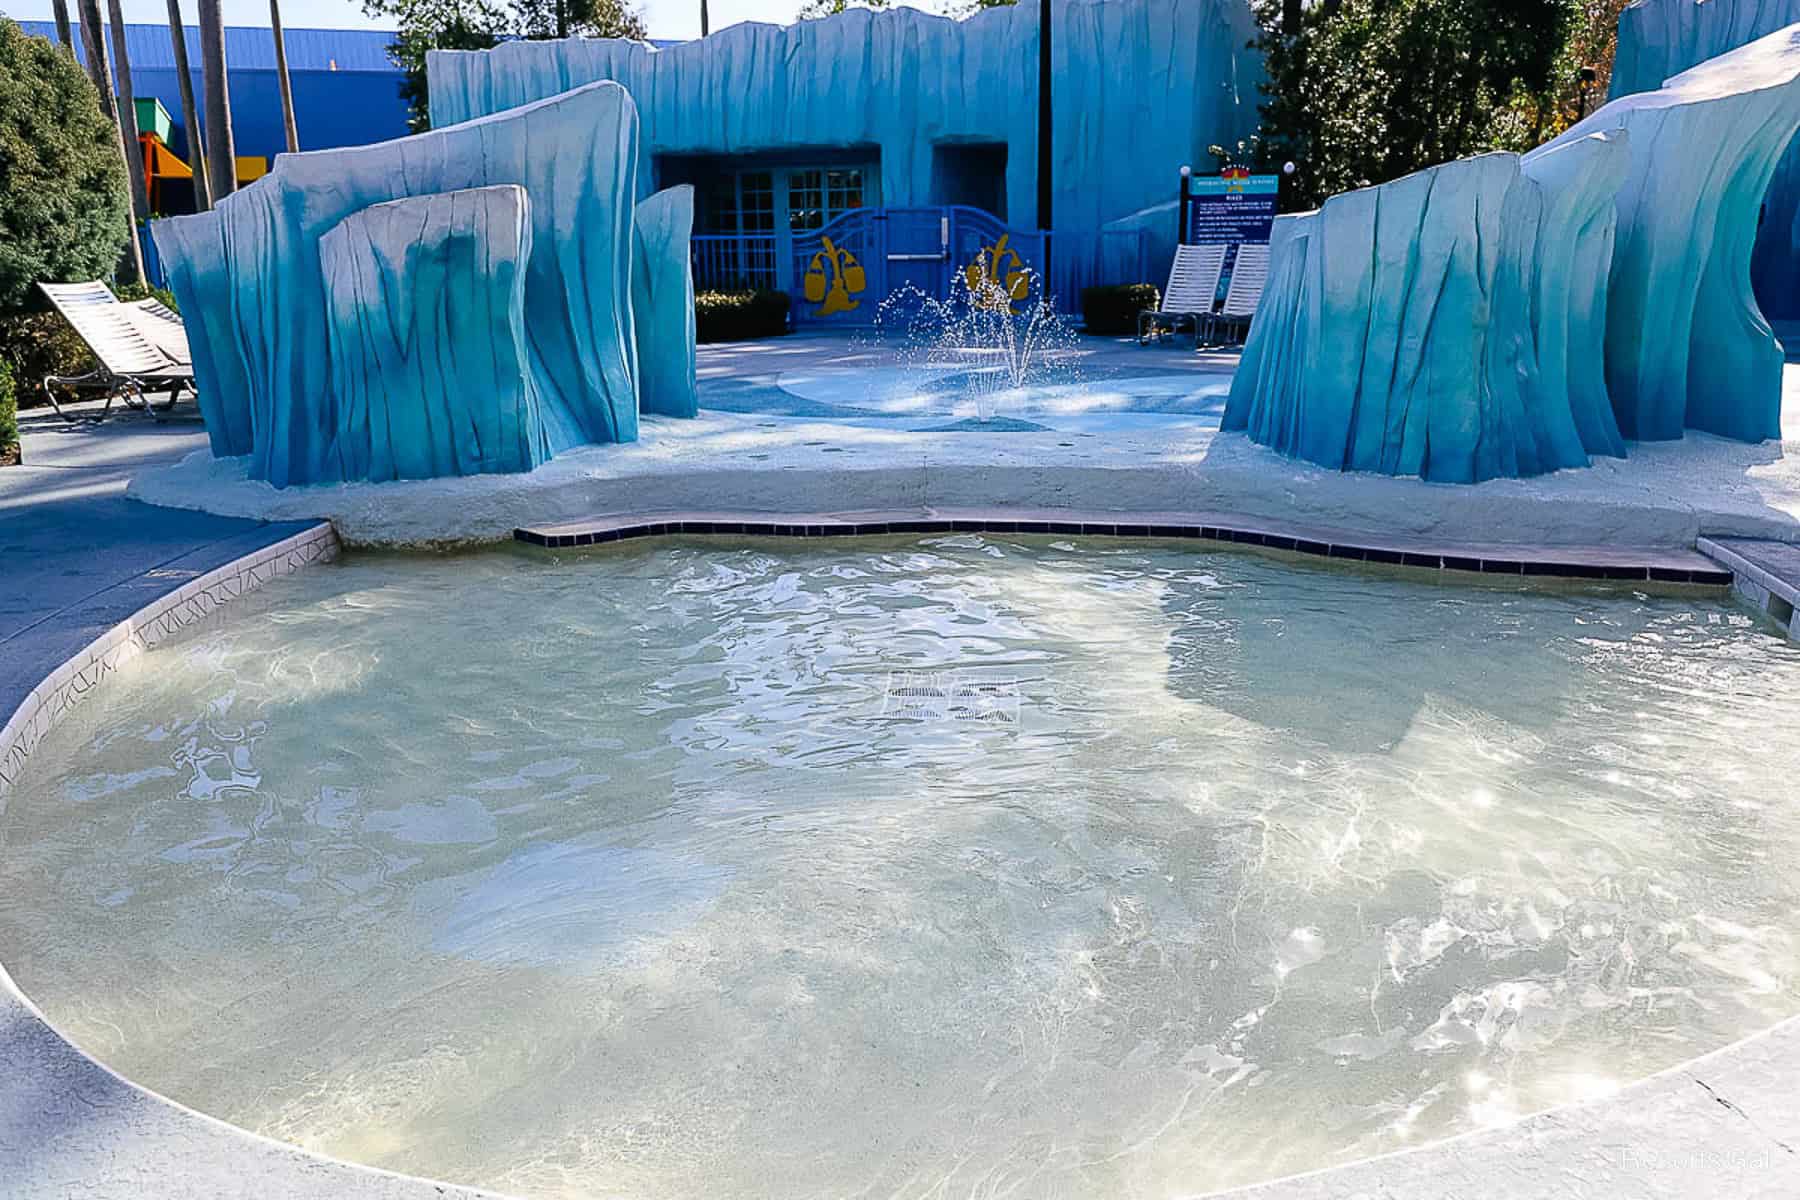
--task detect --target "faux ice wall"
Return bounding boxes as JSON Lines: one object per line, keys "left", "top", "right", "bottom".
{"left": 1224, "top": 141, "right": 1628, "bottom": 484}
{"left": 426, "top": 0, "right": 1259, "bottom": 241}
{"left": 321, "top": 186, "right": 549, "bottom": 482}
{"left": 632, "top": 186, "right": 699, "bottom": 419}
{"left": 151, "top": 79, "right": 654, "bottom": 488}
{"left": 1562, "top": 23, "right": 1800, "bottom": 442}
{"left": 1612, "top": 0, "right": 1800, "bottom": 317}
{"left": 1225, "top": 26, "right": 1800, "bottom": 481}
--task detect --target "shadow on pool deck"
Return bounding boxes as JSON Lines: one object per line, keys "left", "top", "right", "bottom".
{"left": 0, "top": 405, "right": 315, "bottom": 714}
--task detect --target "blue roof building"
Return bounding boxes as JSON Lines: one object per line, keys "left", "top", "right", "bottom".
{"left": 17, "top": 21, "right": 410, "bottom": 171}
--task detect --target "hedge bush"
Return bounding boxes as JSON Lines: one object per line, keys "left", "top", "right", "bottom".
{"left": 1081, "top": 283, "right": 1162, "bottom": 336}
{"left": 1, "top": 359, "right": 17, "bottom": 459}
{"left": 0, "top": 19, "right": 134, "bottom": 407}
{"left": 695, "top": 289, "right": 791, "bottom": 343}
{"left": 0, "top": 19, "right": 131, "bottom": 317}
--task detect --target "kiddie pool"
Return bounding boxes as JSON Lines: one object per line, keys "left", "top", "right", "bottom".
{"left": 3, "top": 526, "right": 1798, "bottom": 1199}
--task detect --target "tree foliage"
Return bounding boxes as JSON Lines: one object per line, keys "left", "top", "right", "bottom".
{"left": 368, "top": 0, "right": 647, "bottom": 131}
{"left": 1251, "top": 0, "right": 1580, "bottom": 210}
{"left": 0, "top": 18, "right": 131, "bottom": 318}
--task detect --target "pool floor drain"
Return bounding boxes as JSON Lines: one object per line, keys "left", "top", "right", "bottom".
{"left": 881, "top": 672, "right": 1021, "bottom": 725}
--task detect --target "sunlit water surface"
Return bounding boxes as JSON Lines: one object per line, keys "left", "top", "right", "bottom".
{"left": 4, "top": 537, "right": 1800, "bottom": 1198}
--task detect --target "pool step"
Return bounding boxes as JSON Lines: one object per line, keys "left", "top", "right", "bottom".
{"left": 1698, "top": 536, "right": 1800, "bottom": 642}
{"left": 515, "top": 508, "right": 1733, "bottom": 586}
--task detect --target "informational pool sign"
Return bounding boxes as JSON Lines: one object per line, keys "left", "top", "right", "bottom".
{"left": 1186, "top": 168, "right": 1279, "bottom": 245}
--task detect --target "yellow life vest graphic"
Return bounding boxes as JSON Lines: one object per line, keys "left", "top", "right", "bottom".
{"left": 964, "top": 233, "right": 1031, "bottom": 312}
{"left": 803, "top": 235, "right": 867, "bottom": 317}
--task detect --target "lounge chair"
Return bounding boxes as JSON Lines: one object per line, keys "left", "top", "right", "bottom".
{"left": 1200, "top": 244, "right": 1271, "bottom": 348}
{"left": 124, "top": 297, "right": 193, "bottom": 366}
{"left": 36, "top": 281, "right": 197, "bottom": 422}
{"left": 1138, "top": 243, "right": 1227, "bottom": 345}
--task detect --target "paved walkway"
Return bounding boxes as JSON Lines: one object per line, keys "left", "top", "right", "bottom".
{"left": 0, "top": 404, "right": 317, "bottom": 716}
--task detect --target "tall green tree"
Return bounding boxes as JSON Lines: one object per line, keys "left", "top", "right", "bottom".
{"left": 270, "top": 0, "right": 301, "bottom": 152}
{"left": 1252, "top": 0, "right": 1575, "bottom": 211}
{"left": 368, "top": 0, "right": 646, "bottom": 131}
{"left": 197, "top": 0, "right": 237, "bottom": 200}
{"left": 73, "top": 0, "right": 143, "bottom": 281}
{"left": 164, "top": 0, "right": 210, "bottom": 208}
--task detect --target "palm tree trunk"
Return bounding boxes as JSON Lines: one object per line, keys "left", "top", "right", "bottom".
{"left": 269, "top": 0, "right": 299, "bottom": 153}
{"left": 50, "top": 0, "right": 74, "bottom": 52}
{"left": 165, "top": 0, "right": 211, "bottom": 208}
{"left": 106, "top": 0, "right": 154, "bottom": 230}
{"left": 76, "top": 0, "right": 145, "bottom": 283}
{"left": 197, "top": 0, "right": 237, "bottom": 201}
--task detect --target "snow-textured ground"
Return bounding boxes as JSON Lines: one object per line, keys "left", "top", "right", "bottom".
{"left": 124, "top": 332, "right": 1800, "bottom": 549}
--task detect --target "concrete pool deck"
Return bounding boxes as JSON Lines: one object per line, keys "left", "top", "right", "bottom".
{"left": 3, "top": 336, "right": 1800, "bottom": 1197}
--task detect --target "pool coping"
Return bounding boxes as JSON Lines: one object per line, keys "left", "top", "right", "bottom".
{"left": 517, "top": 506, "right": 1736, "bottom": 585}
{"left": 3, "top": 512, "right": 1799, "bottom": 1199}
{"left": 1699, "top": 536, "right": 1800, "bottom": 641}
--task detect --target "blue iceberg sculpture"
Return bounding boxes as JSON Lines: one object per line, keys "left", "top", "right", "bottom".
{"left": 1557, "top": 22, "right": 1800, "bottom": 442}
{"left": 151, "top": 79, "right": 665, "bottom": 488}
{"left": 1225, "top": 24, "right": 1800, "bottom": 481}
{"left": 1225, "top": 143, "right": 1626, "bottom": 484}
{"left": 631, "top": 186, "right": 699, "bottom": 420}
{"left": 152, "top": 214, "right": 256, "bottom": 460}
{"left": 1612, "top": 0, "right": 1800, "bottom": 318}
{"left": 321, "top": 185, "right": 550, "bottom": 482}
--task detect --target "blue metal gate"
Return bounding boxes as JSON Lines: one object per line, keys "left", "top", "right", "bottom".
{"left": 792, "top": 206, "right": 1050, "bottom": 325}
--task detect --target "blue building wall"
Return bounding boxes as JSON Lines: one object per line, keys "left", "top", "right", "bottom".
{"left": 17, "top": 21, "right": 409, "bottom": 167}
{"left": 429, "top": 0, "right": 1261, "bottom": 249}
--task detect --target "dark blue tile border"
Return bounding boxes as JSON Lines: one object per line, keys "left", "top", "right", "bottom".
{"left": 514, "top": 519, "right": 1728, "bottom": 587}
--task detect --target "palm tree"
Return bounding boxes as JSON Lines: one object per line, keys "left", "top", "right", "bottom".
{"left": 197, "top": 0, "right": 237, "bottom": 201}
{"left": 75, "top": 0, "right": 145, "bottom": 282}
{"left": 269, "top": 0, "right": 299, "bottom": 152}
{"left": 106, "top": 0, "right": 154, "bottom": 229}
{"left": 165, "top": 0, "right": 211, "bottom": 208}
{"left": 50, "top": 0, "right": 73, "bottom": 52}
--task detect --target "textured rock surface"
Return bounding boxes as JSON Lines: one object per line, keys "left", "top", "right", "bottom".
{"left": 151, "top": 79, "right": 642, "bottom": 488}
{"left": 426, "top": 0, "right": 1259, "bottom": 241}
{"left": 631, "top": 186, "right": 698, "bottom": 419}
{"left": 1552, "top": 23, "right": 1800, "bottom": 442}
{"left": 321, "top": 186, "right": 549, "bottom": 482}
{"left": 1612, "top": 0, "right": 1800, "bottom": 317}
{"left": 1227, "top": 26, "right": 1800, "bottom": 481}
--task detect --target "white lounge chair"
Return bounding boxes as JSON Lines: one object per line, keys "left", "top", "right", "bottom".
{"left": 1138, "top": 243, "right": 1227, "bottom": 345}
{"left": 124, "top": 297, "right": 193, "bottom": 367}
{"left": 36, "top": 281, "right": 196, "bottom": 422}
{"left": 1201, "top": 243, "right": 1271, "bottom": 348}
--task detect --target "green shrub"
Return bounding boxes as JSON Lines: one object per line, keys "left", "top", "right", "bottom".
{"left": 0, "top": 358, "right": 17, "bottom": 456}
{"left": 0, "top": 309, "right": 92, "bottom": 406}
{"left": 1081, "top": 283, "right": 1162, "bottom": 336}
{"left": 695, "top": 289, "right": 791, "bottom": 343}
{"left": 0, "top": 19, "right": 133, "bottom": 407}
{"left": 0, "top": 19, "right": 132, "bottom": 317}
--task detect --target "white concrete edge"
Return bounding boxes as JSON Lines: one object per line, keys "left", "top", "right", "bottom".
{"left": 1, "top": 524, "right": 338, "bottom": 801}
{"left": 1, "top": 518, "right": 1796, "bottom": 1198}
{"left": 1697, "top": 536, "right": 1800, "bottom": 642}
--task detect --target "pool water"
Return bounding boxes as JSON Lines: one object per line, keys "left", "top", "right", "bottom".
{"left": 4, "top": 536, "right": 1799, "bottom": 1198}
